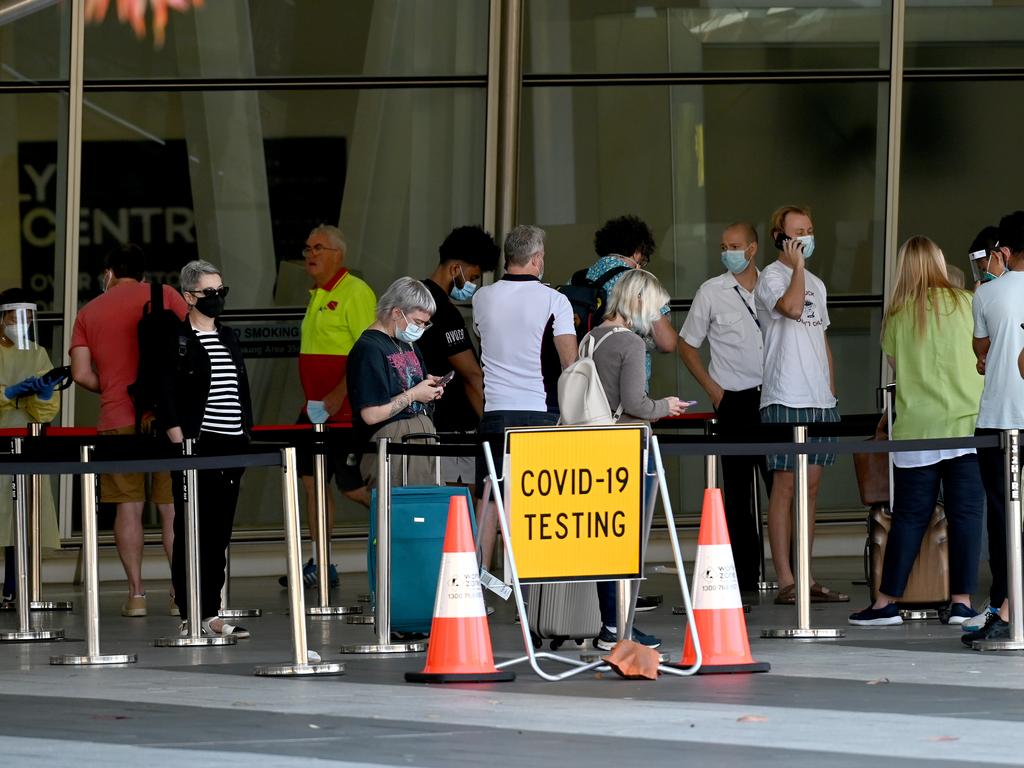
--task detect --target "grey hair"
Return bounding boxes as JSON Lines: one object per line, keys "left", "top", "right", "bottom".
{"left": 503, "top": 224, "right": 545, "bottom": 267}
{"left": 605, "top": 269, "right": 669, "bottom": 337}
{"left": 179, "top": 259, "right": 222, "bottom": 293}
{"left": 376, "top": 277, "right": 436, "bottom": 321}
{"left": 308, "top": 223, "right": 347, "bottom": 254}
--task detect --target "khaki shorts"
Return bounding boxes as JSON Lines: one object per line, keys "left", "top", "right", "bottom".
{"left": 99, "top": 425, "right": 174, "bottom": 505}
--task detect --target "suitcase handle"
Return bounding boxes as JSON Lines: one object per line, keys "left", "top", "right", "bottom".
{"left": 399, "top": 432, "right": 441, "bottom": 486}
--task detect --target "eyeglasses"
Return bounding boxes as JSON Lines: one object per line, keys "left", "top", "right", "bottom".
{"left": 302, "top": 244, "right": 340, "bottom": 257}
{"left": 402, "top": 311, "right": 433, "bottom": 330}
{"left": 189, "top": 286, "right": 230, "bottom": 299}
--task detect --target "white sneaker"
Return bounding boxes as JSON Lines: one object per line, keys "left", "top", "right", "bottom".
{"left": 962, "top": 605, "right": 996, "bottom": 633}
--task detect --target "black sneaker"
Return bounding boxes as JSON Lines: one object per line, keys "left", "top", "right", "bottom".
{"left": 848, "top": 603, "right": 903, "bottom": 626}
{"left": 593, "top": 624, "right": 662, "bottom": 651}
{"left": 634, "top": 595, "right": 660, "bottom": 613}
{"left": 391, "top": 630, "right": 427, "bottom": 643}
{"left": 961, "top": 612, "right": 1010, "bottom": 646}
{"left": 939, "top": 602, "right": 975, "bottom": 626}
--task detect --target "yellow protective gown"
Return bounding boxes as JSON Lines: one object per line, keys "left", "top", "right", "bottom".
{"left": 0, "top": 344, "right": 59, "bottom": 549}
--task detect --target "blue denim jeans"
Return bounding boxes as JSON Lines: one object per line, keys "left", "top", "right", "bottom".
{"left": 879, "top": 453, "right": 983, "bottom": 598}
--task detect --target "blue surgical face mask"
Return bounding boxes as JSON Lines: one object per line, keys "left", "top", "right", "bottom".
{"left": 450, "top": 266, "right": 477, "bottom": 301}
{"left": 796, "top": 235, "right": 815, "bottom": 261}
{"left": 306, "top": 400, "right": 329, "bottom": 424}
{"left": 720, "top": 249, "right": 750, "bottom": 274}
{"left": 396, "top": 311, "right": 426, "bottom": 343}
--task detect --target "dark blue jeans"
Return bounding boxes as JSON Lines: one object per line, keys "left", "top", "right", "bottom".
{"left": 879, "top": 453, "right": 983, "bottom": 599}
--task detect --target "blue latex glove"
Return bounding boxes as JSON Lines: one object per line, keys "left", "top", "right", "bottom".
{"left": 306, "top": 400, "right": 329, "bottom": 424}
{"left": 35, "top": 380, "right": 55, "bottom": 401}
{"left": 4, "top": 376, "right": 38, "bottom": 401}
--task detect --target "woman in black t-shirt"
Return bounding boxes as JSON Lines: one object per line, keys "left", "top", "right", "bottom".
{"left": 347, "top": 277, "right": 445, "bottom": 487}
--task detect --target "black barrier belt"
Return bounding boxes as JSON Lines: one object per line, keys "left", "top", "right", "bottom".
{"left": 0, "top": 450, "right": 285, "bottom": 476}
{"left": 382, "top": 442, "right": 479, "bottom": 458}
{"left": 656, "top": 434, "right": 1000, "bottom": 457}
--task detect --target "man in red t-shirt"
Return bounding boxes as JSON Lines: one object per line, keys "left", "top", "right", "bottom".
{"left": 70, "top": 244, "right": 187, "bottom": 618}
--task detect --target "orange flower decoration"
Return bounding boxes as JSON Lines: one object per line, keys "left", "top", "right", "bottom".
{"left": 84, "top": 0, "right": 204, "bottom": 49}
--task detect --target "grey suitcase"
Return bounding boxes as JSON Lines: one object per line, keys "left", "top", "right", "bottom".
{"left": 526, "top": 582, "right": 602, "bottom": 651}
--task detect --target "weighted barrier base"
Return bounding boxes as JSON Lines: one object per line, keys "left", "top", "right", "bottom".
{"left": 405, "top": 669, "right": 515, "bottom": 684}
{"left": 972, "top": 639, "right": 1024, "bottom": 652}
{"left": 30, "top": 601, "right": 73, "bottom": 612}
{"left": 339, "top": 641, "right": 426, "bottom": 654}
{"left": 0, "top": 628, "right": 64, "bottom": 642}
{"left": 357, "top": 594, "right": 372, "bottom": 603}
{"left": 307, "top": 605, "right": 361, "bottom": 616}
{"left": 219, "top": 608, "right": 262, "bottom": 619}
{"left": 579, "top": 652, "right": 669, "bottom": 664}
{"left": 153, "top": 635, "right": 237, "bottom": 647}
{"left": 667, "top": 660, "right": 771, "bottom": 675}
{"left": 50, "top": 653, "right": 136, "bottom": 665}
{"left": 346, "top": 614, "right": 375, "bottom": 625}
{"left": 761, "top": 628, "right": 844, "bottom": 639}
{"left": 900, "top": 608, "right": 938, "bottom": 621}
{"left": 757, "top": 581, "right": 779, "bottom": 591}
{"left": 255, "top": 661, "right": 346, "bottom": 677}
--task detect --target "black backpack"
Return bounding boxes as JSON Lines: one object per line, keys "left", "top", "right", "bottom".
{"left": 127, "top": 282, "right": 180, "bottom": 433}
{"left": 556, "top": 265, "right": 631, "bottom": 341}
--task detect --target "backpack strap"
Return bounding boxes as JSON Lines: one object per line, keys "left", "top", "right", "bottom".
{"left": 590, "top": 264, "right": 631, "bottom": 295}
{"left": 150, "top": 280, "right": 163, "bottom": 313}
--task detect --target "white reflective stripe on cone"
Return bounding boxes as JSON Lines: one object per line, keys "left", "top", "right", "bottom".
{"left": 433, "top": 552, "right": 487, "bottom": 619}
{"left": 691, "top": 544, "right": 743, "bottom": 610}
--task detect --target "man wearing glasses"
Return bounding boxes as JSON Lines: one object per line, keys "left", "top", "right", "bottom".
{"left": 280, "top": 224, "right": 376, "bottom": 590}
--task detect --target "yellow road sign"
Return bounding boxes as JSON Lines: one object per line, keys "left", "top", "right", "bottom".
{"left": 506, "top": 426, "right": 645, "bottom": 582}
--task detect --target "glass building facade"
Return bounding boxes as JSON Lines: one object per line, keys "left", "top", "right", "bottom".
{"left": 2, "top": 1, "right": 1021, "bottom": 541}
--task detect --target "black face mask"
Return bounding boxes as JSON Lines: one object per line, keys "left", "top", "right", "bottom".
{"left": 195, "top": 294, "right": 225, "bottom": 318}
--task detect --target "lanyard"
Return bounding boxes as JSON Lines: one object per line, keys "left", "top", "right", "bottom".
{"left": 733, "top": 285, "right": 761, "bottom": 330}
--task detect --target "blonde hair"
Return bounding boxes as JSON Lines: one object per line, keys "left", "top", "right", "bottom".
{"left": 884, "top": 235, "right": 966, "bottom": 337}
{"left": 769, "top": 204, "right": 812, "bottom": 239}
{"left": 605, "top": 269, "right": 669, "bottom": 336}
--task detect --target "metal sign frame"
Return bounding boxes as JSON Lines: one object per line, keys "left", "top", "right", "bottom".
{"left": 483, "top": 425, "right": 702, "bottom": 680}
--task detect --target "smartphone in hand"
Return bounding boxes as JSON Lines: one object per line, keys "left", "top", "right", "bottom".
{"left": 435, "top": 370, "right": 455, "bottom": 387}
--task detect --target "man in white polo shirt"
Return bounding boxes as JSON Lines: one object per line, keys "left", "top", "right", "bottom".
{"left": 679, "top": 222, "right": 767, "bottom": 592}
{"left": 472, "top": 225, "right": 577, "bottom": 567}
{"left": 963, "top": 210, "right": 1024, "bottom": 645}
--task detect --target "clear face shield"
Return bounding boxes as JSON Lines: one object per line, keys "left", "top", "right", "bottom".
{"left": 0, "top": 302, "right": 38, "bottom": 351}
{"left": 969, "top": 249, "right": 998, "bottom": 284}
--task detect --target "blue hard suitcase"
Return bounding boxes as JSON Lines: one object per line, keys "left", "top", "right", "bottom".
{"left": 368, "top": 485, "right": 477, "bottom": 635}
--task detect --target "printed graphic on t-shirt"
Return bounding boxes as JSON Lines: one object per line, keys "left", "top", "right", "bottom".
{"left": 802, "top": 291, "right": 823, "bottom": 327}
{"left": 387, "top": 348, "right": 427, "bottom": 415}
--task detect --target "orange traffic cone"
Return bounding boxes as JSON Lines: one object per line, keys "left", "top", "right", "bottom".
{"left": 405, "top": 495, "right": 515, "bottom": 684}
{"left": 675, "top": 488, "right": 769, "bottom": 674}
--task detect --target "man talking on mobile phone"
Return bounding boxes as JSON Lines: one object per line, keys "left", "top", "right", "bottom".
{"left": 754, "top": 205, "right": 846, "bottom": 606}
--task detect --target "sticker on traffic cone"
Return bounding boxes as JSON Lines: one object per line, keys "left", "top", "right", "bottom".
{"left": 405, "top": 495, "right": 515, "bottom": 684}
{"left": 674, "top": 488, "right": 769, "bottom": 674}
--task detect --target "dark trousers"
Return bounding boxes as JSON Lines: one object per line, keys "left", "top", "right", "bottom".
{"left": 171, "top": 433, "right": 247, "bottom": 621}
{"left": 976, "top": 428, "right": 1018, "bottom": 607}
{"left": 879, "top": 453, "right": 983, "bottom": 598}
{"left": 716, "top": 387, "right": 771, "bottom": 591}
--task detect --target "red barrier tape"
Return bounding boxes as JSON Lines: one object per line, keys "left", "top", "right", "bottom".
{"left": 657, "top": 411, "right": 715, "bottom": 422}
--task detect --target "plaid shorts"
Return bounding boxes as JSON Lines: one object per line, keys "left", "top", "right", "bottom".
{"left": 760, "top": 404, "right": 840, "bottom": 471}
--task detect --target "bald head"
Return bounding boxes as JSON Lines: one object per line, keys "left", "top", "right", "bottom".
{"left": 722, "top": 222, "right": 757, "bottom": 249}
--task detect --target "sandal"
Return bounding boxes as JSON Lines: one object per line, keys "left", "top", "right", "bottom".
{"left": 774, "top": 584, "right": 796, "bottom": 605}
{"left": 810, "top": 583, "right": 849, "bottom": 603}
{"left": 202, "top": 617, "right": 250, "bottom": 639}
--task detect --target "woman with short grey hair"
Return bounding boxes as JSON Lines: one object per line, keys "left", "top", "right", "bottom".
{"left": 347, "top": 277, "right": 444, "bottom": 488}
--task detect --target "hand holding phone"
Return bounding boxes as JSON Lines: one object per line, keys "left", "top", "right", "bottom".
{"left": 683, "top": 400, "right": 698, "bottom": 406}
{"left": 435, "top": 370, "right": 455, "bottom": 387}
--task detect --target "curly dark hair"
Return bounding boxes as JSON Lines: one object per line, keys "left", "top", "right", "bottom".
{"left": 997, "top": 211, "right": 1024, "bottom": 255}
{"left": 438, "top": 226, "right": 500, "bottom": 272}
{"left": 593, "top": 215, "right": 656, "bottom": 264}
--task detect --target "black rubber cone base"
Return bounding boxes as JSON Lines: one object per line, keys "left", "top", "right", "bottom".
{"left": 405, "top": 669, "right": 516, "bottom": 684}
{"left": 668, "top": 659, "right": 770, "bottom": 675}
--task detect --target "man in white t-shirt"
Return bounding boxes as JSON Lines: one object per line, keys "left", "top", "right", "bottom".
{"left": 679, "top": 222, "right": 768, "bottom": 592}
{"left": 472, "top": 225, "right": 577, "bottom": 566}
{"left": 754, "top": 205, "right": 846, "bottom": 605}
{"left": 964, "top": 210, "right": 1024, "bottom": 644}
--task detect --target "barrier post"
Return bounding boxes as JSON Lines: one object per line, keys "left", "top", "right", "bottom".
{"left": 218, "top": 544, "right": 261, "bottom": 619}
{"left": 753, "top": 466, "right": 777, "bottom": 591}
{"left": 0, "top": 437, "right": 64, "bottom": 642}
{"left": 308, "top": 423, "right": 359, "bottom": 617}
{"left": 154, "top": 438, "right": 235, "bottom": 647}
{"left": 974, "top": 429, "right": 1024, "bottom": 651}
{"left": 26, "top": 423, "right": 72, "bottom": 612}
{"left": 762, "top": 426, "right": 844, "bottom": 640}
{"left": 704, "top": 417, "right": 718, "bottom": 488}
{"left": 255, "top": 446, "right": 345, "bottom": 676}
{"left": 50, "top": 446, "right": 135, "bottom": 664}
{"left": 339, "top": 438, "right": 426, "bottom": 653}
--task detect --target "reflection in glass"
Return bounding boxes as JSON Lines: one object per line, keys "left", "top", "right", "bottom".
{"left": 524, "top": 1, "right": 889, "bottom": 74}
{"left": 0, "top": 0, "right": 68, "bottom": 82}
{"left": 906, "top": 2, "right": 1024, "bottom": 69}
{"left": 83, "top": 0, "right": 489, "bottom": 80}
{"left": 519, "top": 83, "right": 885, "bottom": 298}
